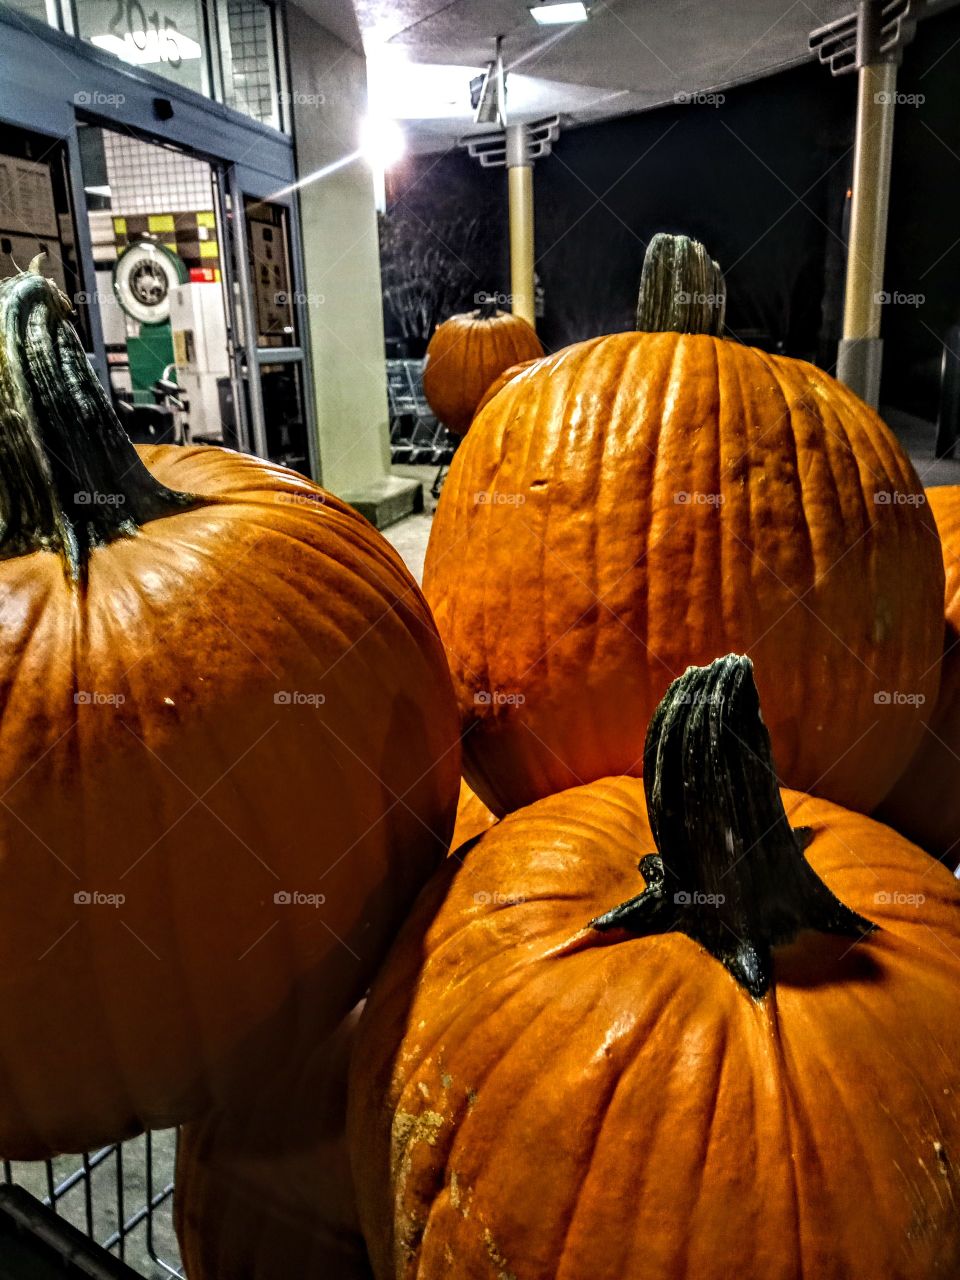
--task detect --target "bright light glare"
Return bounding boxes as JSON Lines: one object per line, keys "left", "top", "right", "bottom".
{"left": 90, "top": 31, "right": 202, "bottom": 64}
{"left": 360, "top": 116, "right": 406, "bottom": 170}
{"left": 529, "top": 2, "right": 588, "bottom": 24}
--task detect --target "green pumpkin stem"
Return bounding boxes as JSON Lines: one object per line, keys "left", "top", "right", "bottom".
{"left": 590, "top": 655, "right": 875, "bottom": 998}
{"left": 0, "top": 268, "right": 197, "bottom": 578}
{"left": 636, "top": 232, "right": 726, "bottom": 336}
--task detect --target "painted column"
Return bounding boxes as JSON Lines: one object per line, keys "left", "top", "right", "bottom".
{"left": 836, "top": 4, "right": 898, "bottom": 406}
{"left": 506, "top": 124, "right": 536, "bottom": 328}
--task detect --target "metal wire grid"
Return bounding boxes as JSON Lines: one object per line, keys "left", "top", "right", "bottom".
{"left": 1, "top": 1130, "right": 183, "bottom": 1277}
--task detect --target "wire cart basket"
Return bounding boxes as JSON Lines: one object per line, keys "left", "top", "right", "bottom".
{"left": 1, "top": 1131, "right": 182, "bottom": 1277}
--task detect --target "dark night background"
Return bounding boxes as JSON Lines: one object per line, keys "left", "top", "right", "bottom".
{"left": 382, "top": 2, "right": 960, "bottom": 424}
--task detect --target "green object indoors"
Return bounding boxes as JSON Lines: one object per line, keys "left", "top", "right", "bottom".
{"left": 127, "top": 323, "right": 175, "bottom": 405}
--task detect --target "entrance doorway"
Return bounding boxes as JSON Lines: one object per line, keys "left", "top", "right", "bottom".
{"left": 76, "top": 123, "right": 311, "bottom": 474}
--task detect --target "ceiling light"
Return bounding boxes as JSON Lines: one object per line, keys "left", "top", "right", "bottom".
{"left": 529, "top": 2, "right": 588, "bottom": 24}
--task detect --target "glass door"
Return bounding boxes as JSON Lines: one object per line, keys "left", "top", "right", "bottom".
{"left": 225, "top": 168, "right": 315, "bottom": 476}
{"left": 76, "top": 123, "right": 251, "bottom": 453}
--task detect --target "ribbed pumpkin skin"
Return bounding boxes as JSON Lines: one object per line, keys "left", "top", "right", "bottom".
{"left": 348, "top": 777, "right": 960, "bottom": 1280}
{"left": 879, "top": 485, "right": 960, "bottom": 863}
{"left": 472, "top": 357, "right": 540, "bottom": 420}
{"left": 422, "top": 311, "right": 544, "bottom": 435}
{"left": 450, "top": 779, "right": 497, "bottom": 853}
{"left": 176, "top": 1006, "right": 371, "bottom": 1280}
{"left": 0, "top": 444, "right": 460, "bottom": 1158}
{"left": 423, "top": 332, "right": 943, "bottom": 815}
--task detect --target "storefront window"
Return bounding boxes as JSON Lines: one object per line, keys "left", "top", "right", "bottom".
{"left": 76, "top": 0, "right": 211, "bottom": 96}
{"left": 3, "top": 0, "right": 59, "bottom": 26}
{"left": 218, "top": 0, "right": 283, "bottom": 130}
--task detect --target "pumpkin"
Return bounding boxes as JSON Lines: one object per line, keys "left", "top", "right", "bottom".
{"left": 472, "top": 357, "right": 540, "bottom": 420}
{"left": 423, "top": 233, "right": 944, "bottom": 816}
{"left": 0, "top": 270, "right": 460, "bottom": 1158}
{"left": 175, "top": 1006, "right": 371, "bottom": 1280}
{"left": 421, "top": 304, "right": 544, "bottom": 435}
{"left": 450, "top": 779, "right": 497, "bottom": 854}
{"left": 348, "top": 655, "right": 960, "bottom": 1280}
{"left": 878, "top": 484, "right": 960, "bottom": 865}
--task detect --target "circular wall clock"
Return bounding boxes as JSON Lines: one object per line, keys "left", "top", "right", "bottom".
{"left": 113, "top": 241, "right": 187, "bottom": 326}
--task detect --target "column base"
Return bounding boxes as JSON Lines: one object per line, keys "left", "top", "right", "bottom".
{"left": 338, "top": 476, "right": 423, "bottom": 530}
{"left": 837, "top": 338, "right": 883, "bottom": 408}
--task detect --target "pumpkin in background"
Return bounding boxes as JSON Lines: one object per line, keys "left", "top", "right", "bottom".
{"left": 349, "top": 656, "right": 960, "bottom": 1280}
{"left": 176, "top": 1006, "right": 371, "bottom": 1280}
{"left": 421, "top": 304, "right": 544, "bottom": 435}
{"left": 423, "top": 233, "right": 944, "bottom": 816}
{"left": 0, "top": 270, "right": 460, "bottom": 1158}
{"left": 878, "top": 484, "right": 960, "bottom": 865}
{"left": 450, "top": 779, "right": 497, "bottom": 854}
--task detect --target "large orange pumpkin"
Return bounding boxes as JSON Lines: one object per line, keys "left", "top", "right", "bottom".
{"left": 348, "top": 656, "right": 960, "bottom": 1280}
{"left": 450, "top": 778, "right": 497, "bottom": 854}
{"left": 0, "top": 270, "right": 460, "bottom": 1158}
{"left": 423, "top": 233, "right": 944, "bottom": 816}
{"left": 879, "top": 484, "right": 960, "bottom": 865}
{"left": 175, "top": 1006, "right": 371, "bottom": 1280}
{"left": 421, "top": 304, "right": 544, "bottom": 435}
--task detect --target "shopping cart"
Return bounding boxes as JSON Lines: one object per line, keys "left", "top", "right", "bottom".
{"left": 386, "top": 358, "right": 457, "bottom": 495}
{"left": 1, "top": 1131, "right": 182, "bottom": 1278}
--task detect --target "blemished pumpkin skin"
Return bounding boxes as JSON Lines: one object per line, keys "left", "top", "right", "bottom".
{"left": 879, "top": 486, "right": 960, "bottom": 866}
{"left": 0, "top": 271, "right": 460, "bottom": 1158}
{"left": 175, "top": 1006, "right": 372, "bottom": 1280}
{"left": 450, "top": 779, "right": 497, "bottom": 854}
{"left": 348, "top": 657, "right": 960, "bottom": 1280}
{"left": 422, "top": 306, "right": 544, "bottom": 435}
{"left": 423, "top": 234, "right": 944, "bottom": 817}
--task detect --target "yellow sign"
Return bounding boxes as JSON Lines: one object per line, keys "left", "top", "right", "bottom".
{"left": 148, "top": 214, "right": 176, "bottom": 233}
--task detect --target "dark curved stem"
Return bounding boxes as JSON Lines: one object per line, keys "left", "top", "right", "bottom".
{"left": 475, "top": 297, "right": 500, "bottom": 320}
{"left": 0, "top": 269, "right": 198, "bottom": 578}
{"left": 590, "top": 655, "right": 875, "bottom": 998}
{"left": 636, "top": 232, "right": 726, "bottom": 336}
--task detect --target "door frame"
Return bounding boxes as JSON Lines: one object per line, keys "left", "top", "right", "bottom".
{"left": 0, "top": 4, "right": 317, "bottom": 477}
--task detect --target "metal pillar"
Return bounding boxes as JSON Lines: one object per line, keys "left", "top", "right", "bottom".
{"left": 837, "top": 54, "right": 897, "bottom": 404}
{"left": 461, "top": 117, "right": 559, "bottom": 334}
{"left": 506, "top": 124, "right": 536, "bottom": 327}
{"left": 810, "top": 0, "right": 918, "bottom": 406}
